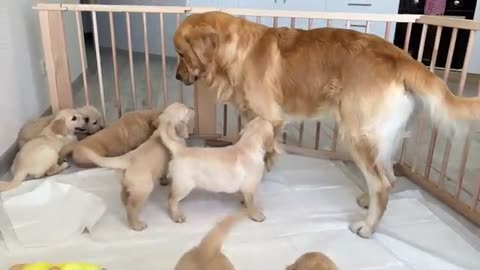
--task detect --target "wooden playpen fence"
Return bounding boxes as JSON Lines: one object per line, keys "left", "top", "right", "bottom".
{"left": 33, "top": 3, "right": 480, "bottom": 226}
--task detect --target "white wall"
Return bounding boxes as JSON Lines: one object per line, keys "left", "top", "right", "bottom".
{"left": 0, "top": 0, "right": 83, "bottom": 155}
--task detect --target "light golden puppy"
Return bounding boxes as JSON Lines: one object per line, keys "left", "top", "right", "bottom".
{"left": 174, "top": 211, "right": 246, "bottom": 270}
{"left": 174, "top": 11, "right": 480, "bottom": 237}
{"left": 0, "top": 109, "right": 86, "bottom": 192}
{"left": 159, "top": 115, "right": 274, "bottom": 223}
{"left": 286, "top": 252, "right": 338, "bottom": 270}
{"left": 61, "top": 109, "right": 162, "bottom": 168}
{"left": 81, "top": 103, "right": 194, "bottom": 231}
{"left": 16, "top": 105, "right": 103, "bottom": 148}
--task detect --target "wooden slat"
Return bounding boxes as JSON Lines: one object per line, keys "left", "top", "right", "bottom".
{"left": 38, "top": 9, "right": 73, "bottom": 111}
{"left": 384, "top": 21, "right": 391, "bottom": 40}
{"left": 143, "top": 12, "right": 152, "bottom": 108}
{"left": 160, "top": 13, "right": 168, "bottom": 107}
{"left": 416, "top": 15, "right": 480, "bottom": 31}
{"left": 74, "top": 10, "right": 89, "bottom": 105}
{"left": 126, "top": 12, "right": 136, "bottom": 110}
{"left": 52, "top": 4, "right": 190, "bottom": 14}
{"left": 314, "top": 122, "right": 321, "bottom": 150}
{"left": 193, "top": 80, "right": 217, "bottom": 135}
{"left": 223, "top": 104, "right": 228, "bottom": 136}
{"left": 109, "top": 12, "right": 122, "bottom": 118}
{"left": 92, "top": 11, "right": 107, "bottom": 119}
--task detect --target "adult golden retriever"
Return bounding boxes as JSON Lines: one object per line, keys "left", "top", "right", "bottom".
{"left": 173, "top": 11, "right": 480, "bottom": 238}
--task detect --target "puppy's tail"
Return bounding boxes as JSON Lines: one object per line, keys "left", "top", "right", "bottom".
{"left": 158, "top": 119, "right": 186, "bottom": 155}
{"left": 0, "top": 170, "right": 28, "bottom": 192}
{"left": 81, "top": 148, "right": 130, "bottom": 170}
{"left": 403, "top": 60, "right": 480, "bottom": 128}
{"left": 196, "top": 210, "right": 247, "bottom": 262}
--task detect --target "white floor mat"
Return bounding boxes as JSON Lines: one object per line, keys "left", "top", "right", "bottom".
{"left": 0, "top": 155, "right": 479, "bottom": 269}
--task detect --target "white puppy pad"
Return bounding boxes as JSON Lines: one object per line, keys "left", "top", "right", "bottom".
{"left": 0, "top": 154, "right": 479, "bottom": 270}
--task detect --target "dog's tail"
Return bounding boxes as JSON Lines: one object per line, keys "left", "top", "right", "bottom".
{"left": 158, "top": 119, "right": 186, "bottom": 155}
{"left": 0, "top": 170, "right": 28, "bottom": 192}
{"left": 196, "top": 210, "right": 247, "bottom": 262}
{"left": 81, "top": 148, "right": 130, "bottom": 170}
{"left": 403, "top": 60, "right": 480, "bottom": 127}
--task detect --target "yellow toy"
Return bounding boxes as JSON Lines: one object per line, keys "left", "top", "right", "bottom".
{"left": 9, "top": 262, "right": 103, "bottom": 270}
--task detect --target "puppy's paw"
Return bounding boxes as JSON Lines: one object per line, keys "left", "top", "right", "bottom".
{"left": 129, "top": 220, "right": 148, "bottom": 231}
{"left": 249, "top": 211, "right": 266, "bottom": 223}
{"left": 349, "top": 220, "right": 374, "bottom": 238}
{"left": 60, "top": 162, "right": 70, "bottom": 170}
{"left": 356, "top": 193, "right": 370, "bottom": 209}
{"left": 171, "top": 213, "right": 186, "bottom": 223}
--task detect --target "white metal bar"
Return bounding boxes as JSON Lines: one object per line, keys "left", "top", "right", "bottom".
{"left": 74, "top": 10, "right": 89, "bottom": 105}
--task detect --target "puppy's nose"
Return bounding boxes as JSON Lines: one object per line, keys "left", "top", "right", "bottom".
{"left": 175, "top": 73, "right": 181, "bottom": 80}
{"left": 84, "top": 117, "right": 89, "bottom": 123}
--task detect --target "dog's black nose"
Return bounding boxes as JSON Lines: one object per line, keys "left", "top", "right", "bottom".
{"left": 84, "top": 117, "right": 89, "bottom": 123}
{"left": 175, "top": 73, "right": 181, "bottom": 80}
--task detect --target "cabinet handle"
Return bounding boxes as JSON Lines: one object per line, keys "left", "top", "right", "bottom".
{"left": 351, "top": 24, "right": 367, "bottom": 28}
{"left": 347, "top": 3, "right": 372, "bottom": 7}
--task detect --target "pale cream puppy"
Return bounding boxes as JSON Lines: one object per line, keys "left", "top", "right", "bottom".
{"left": 0, "top": 109, "right": 86, "bottom": 192}
{"left": 286, "top": 252, "right": 338, "bottom": 270}
{"left": 174, "top": 211, "right": 246, "bottom": 270}
{"left": 159, "top": 115, "right": 275, "bottom": 223}
{"left": 81, "top": 102, "right": 194, "bottom": 231}
{"left": 16, "top": 105, "right": 103, "bottom": 148}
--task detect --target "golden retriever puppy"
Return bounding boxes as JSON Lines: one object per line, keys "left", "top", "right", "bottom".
{"left": 173, "top": 11, "right": 480, "bottom": 237}
{"left": 174, "top": 211, "right": 246, "bottom": 270}
{"left": 286, "top": 252, "right": 338, "bottom": 270}
{"left": 61, "top": 109, "right": 162, "bottom": 168}
{"left": 16, "top": 105, "right": 103, "bottom": 148}
{"left": 80, "top": 103, "right": 194, "bottom": 231}
{"left": 159, "top": 114, "right": 274, "bottom": 223}
{"left": 0, "top": 109, "right": 86, "bottom": 192}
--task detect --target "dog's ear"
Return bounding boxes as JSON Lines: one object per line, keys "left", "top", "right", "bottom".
{"left": 152, "top": 118, "right": 161, "bottom": 129}
{"left": 175, "top": 121, "right": 190, "bottom": 139}
{"left": 186, "top": 24, "right": 218, "bottom": 66}
{"left": 51, "top": 118, "right": 67, "bottom": 136}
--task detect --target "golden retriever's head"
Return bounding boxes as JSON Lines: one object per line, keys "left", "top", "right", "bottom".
{"left": 174, "top": 13, "right": 222, "bottom": 85}
{"left": 50, "top": 109, "right": 87, "bottom": 136}
{"left": 76, "top": 105, "right": 104, "bottom": 135}
{"left": 240, "top": 117, "right": 275, "bottom": 153}
{"left": 156, "top": 102, "right": 195, "bottom": 139}
{"left": 286, "top": 252, "right": 338, "bottom": 270}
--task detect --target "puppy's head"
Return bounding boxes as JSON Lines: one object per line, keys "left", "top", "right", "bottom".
{"left": 157, "top": 102, "right": 195, "bottom": 139}
{"left": 240, "top": 117, "right": 275, "bottom": 152}
{"left": 174, "top": 12, "right": 227, "bottom": 86}
{"left": 76, "top": 105, "right": 104, "bottom": 135}
{"left": 286, "top": 252, "right": 338, "bottom": 270}
{"left": 51, "top": 109, "right": 87, "bottom": 136}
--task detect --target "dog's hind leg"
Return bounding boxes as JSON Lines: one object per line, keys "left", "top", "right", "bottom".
{"left": 168, "top": 181, "right": 194, "bottom": 223}
{"left": 241, "top": 191, "right": 265, "bottom": 222}
{"left": 125, "top": 181, "right": 154, "bottom": 231}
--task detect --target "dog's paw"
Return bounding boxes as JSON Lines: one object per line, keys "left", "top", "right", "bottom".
{"left": 60, "top": 162, "right": 70, "bottom": 170}
{"left": 129, "top": 221, "right": 148, "bottom": 231}
{"left": 249, "top": 211, "right": 266, "bottom": 223}
{"left": 171, "top": 213, "right": 186, "bottom": 223}
{"left": 349, "top": 220, "right": 374, "bottom": 238}
{"left": 356, "top": 193, "right": 370, "bottom": 209}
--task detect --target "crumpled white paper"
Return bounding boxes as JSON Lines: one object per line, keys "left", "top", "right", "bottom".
{"left": 0, "top": 180, "right": 106, "bottom": 250}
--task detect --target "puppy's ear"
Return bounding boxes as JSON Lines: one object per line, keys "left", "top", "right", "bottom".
{"left": 175, "top": 121, "right": 189, "bottom": 139}
{"left": 186, "top": 25, "right": 219, "bottom": 66}
{"left": 51, "top": 119, "right": 67, "bottom": 136}
{"left": 152, "top": 118, "right": 161, "bottom": 129}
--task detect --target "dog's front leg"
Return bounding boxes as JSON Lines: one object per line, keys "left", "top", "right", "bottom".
{"left": 264, "top": 121, "right": 284, "bottom": 172}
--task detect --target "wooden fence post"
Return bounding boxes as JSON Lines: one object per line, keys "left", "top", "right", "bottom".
{"left": 38, "top": 5, "right": 73, "bottom": 112}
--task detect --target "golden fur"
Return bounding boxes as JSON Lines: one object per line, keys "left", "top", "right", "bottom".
{"left": 174, "top": 211, "right": 246, "bottom": 270}
{"left": 16, "top": 105, "right": 103, "bottom": 148}
{"left": 286, "top": 252, "right": 338, "bottom": 270}
{"left": 80, "top": 103, "right": 193, "bottom": 231}
{"left": 173, "top": 11, "right": 480, "bottom": 238}
{"left": 0, "top": 109, "right": 86, "bottom": 192}
{"left": 61, "top": 109, "right": 162, "bottom": 168}
{"left": 160, "top": 115, "right": 274, "bottom": 223}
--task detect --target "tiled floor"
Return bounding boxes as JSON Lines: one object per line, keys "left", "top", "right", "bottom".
{"left": 74, "top": 37, "right": 480, "bottom": 236}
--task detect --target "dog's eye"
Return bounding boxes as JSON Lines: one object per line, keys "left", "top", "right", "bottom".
{"left": 72, "top": 116, "right": 77, "bottom": 121}
{"left": 93, "top": 121, "right": 97, "bottom": 125}
{"left": 84, "top": 117, "right": 90, "bottom": 123}
{"left": 177, "top": 51, "right": 184, "bottom": 58}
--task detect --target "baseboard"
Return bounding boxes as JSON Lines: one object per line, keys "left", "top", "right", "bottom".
{"left": 0, "top": 107, "right": 53, "bottom": 176}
